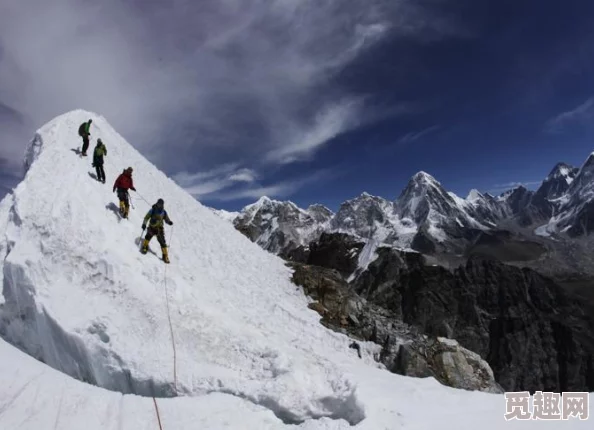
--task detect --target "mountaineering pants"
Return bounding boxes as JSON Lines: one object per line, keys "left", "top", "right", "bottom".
{"left": 145, "top": 226, "right": 167, "bottom": 248}
{"left": 116, "top": 188, "right": 130, "bottom": 217}
{"left": 82, "top": 136, "right": 90, "bottom": 155}
{"left": 95, "top": 164, "right": 105, "bottom": 182}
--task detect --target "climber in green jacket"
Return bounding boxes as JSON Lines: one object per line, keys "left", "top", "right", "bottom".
{"left": 78, "top": 119, "right": 92, "bottom": 156}
{"left": 92, "top": 139, "right": 107, "bottom": 183}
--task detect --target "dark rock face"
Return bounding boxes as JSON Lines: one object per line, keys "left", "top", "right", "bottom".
{"left": 282, "top": 245, "right": 310, "bottom": 263}
{"left": 505, "top": 186, "right": 534, "bottom": 215}
{"left": 564, "top": 200, "right": 594, "bottom": 237}
{"left": 306, "top": 233, "right": 365, "bottom": 276}
{"left": 354, "top": 253, "right": 594, "bottom": 393}
{"left": 289, "top": 262, "right": 502, "bottom": 393}
{"left": 354, "top": 247, "right": 425, "bottom": 304}
{"left": 466, "top": 230, "right": 547, "bottom": 262}
{"left": 538, "top": 163, "right": 579, "bottom": 200}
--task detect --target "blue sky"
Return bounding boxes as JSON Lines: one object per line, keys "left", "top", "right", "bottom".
{"left": 1, "top": 0, "right": 594, "bottom": 212}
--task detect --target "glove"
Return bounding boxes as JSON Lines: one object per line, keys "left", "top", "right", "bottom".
{"left": 167, "top": 220, "right": 173, "bottom": 226}
{"left": 113, "top": 188, "right": 116, "bottom": 193}
{"left": 131, "top": 187, "right": 136, "bottom": 191}
{"left": 142, "top": 224, "right": 146, "bottom": 230}
{"left": 92, "top": 163, "right": 96, "bottom": 168}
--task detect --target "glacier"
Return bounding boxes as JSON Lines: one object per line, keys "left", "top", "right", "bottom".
{"left": 0, "top": 110, "right": 590, "bottom": 429}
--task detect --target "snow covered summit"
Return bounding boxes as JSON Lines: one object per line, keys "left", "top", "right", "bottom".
{"left": 0, "top": 110, "right": 588, "bottom": 429}
{"left": 1, "top": 110, "right": 370, "bottom": 422}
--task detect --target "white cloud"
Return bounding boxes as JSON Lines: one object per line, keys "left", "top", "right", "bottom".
{"left": 173, "top": 163, "right": 241, "bottom": 187}
{"left": 545, "top": 97, "right": 594, "bottom": 133}
{"left": 265, "top": 99, "right": 362, "bottom": 164}
{"left": 174, "top": 164, "right": 257, "bottom": 197}
{"left": 204, "top": 170, "right": 335, "bottom": 202}
{"left": 228, "top": 168, "right": 257, "bottom": 183}
{"left": 397, "top": 125, "right": 440, "bottom": 145}
{"left": 0, "top": 0, "right": 463, "bottom": 200}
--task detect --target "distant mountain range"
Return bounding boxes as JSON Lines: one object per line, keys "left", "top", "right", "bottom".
{"left": 212, "top": 151, "right": 594, "bottom": 262}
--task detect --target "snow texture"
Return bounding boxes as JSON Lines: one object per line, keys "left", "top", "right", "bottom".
{"left": 211, "top": 208, "right": 240, "bottom": 223}
{"left": 0, "top": 110, "right": 591, "bottom": 429}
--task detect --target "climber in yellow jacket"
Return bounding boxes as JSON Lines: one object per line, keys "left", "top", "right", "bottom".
{"left": 140, "top": 198, "right": 173, "bottom": 263}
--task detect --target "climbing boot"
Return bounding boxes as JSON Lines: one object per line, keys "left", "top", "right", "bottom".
{"left": 140, "top": 239, "right": 149, "bottom": 254}
{"left": 119, "top": 201, "right": 126, "bottom": 217}
{"left": 161, "top": 247, "right": 170, "bottom": 264}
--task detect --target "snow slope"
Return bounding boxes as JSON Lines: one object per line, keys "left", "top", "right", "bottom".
{"left": 210, "top": 208, "right": 240, "bottom": 223}
{"left": 0, "top": 110, "right": 590, "bottom": 429}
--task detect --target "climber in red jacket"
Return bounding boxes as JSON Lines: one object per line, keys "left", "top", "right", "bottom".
{"left": 113, "top": 167, "right": 136, "bottom": 219}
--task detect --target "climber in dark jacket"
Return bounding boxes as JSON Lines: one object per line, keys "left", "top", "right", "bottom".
{"left": 92, "top": 139, "right": 107, "bottom": 183}
{"left": 112, "top": 167, "right": 136, "bottom": 218}
{"left": 78, "top": 119, "right": 92, "bottom": 156}
{"left": 141, "top": 198, "right": 173, "bottom": 263}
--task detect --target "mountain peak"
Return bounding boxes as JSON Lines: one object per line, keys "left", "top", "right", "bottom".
{"left": 466, "top": 189, "right": 484, "bottom": 202}
{"left": 411, "top": 171, "right": 438, "bottom": 184}
{"left": 256, "top": 195, "right": 272, "bottom": 204}
{"left": 547, "top": 162, "right": 576, "bottom": 180}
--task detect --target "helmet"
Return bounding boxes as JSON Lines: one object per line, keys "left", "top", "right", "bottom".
{"left": 97, "top": 138, "right": 103, "bottom": 144}
{"left": 126, "top": 167, "right": 133, "bottom": 173}
{"left": 156, "top": 198, "right": 164, "bottom": 206}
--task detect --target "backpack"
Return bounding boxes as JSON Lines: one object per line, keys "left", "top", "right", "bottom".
{"left": 78, "top": 123, "right": 85, "bottom": 136}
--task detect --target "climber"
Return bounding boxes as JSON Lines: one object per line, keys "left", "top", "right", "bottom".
{"left": 92, "top": 139, "right": 107, "bottom": 183}
{"left": 112, "top": 167, "right": 136, "bottom": 219}
{"left": 140, "top": 198, "right": 174, "bottom": 263}
{"left": 78, "top": 119, "right": 92, "bottom": 156}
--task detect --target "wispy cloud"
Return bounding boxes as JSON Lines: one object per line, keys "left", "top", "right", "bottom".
{"left": 397, "top": 125, "right": 441, "bottom": 145}
{"left": 173, "top": 164, "right": 257, "bottom": 197}
{"left": 206, "top": 170, "right": 334, "bottom": 202}
{"left": 0, "top": 0, "right": 461, "bottom": 201}
{"left": 545, "top": 97, "right": 594, "bottom": 133}
{"left": 265, "top": 98, "right": 363, "bottom": 164}
{"left": 488, "top": 180, "right": 542, "bottom": 194}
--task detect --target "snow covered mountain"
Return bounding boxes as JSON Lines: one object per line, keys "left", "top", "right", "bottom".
{"left": 229, "top": 152, "right": 594, "bottom": 260}
{"left": 547, "top": 153, "right": 594, "bottom": 236}
{"left": 232, "top": 196, "right": 333, "bottom": 257}
{"left": 230, "top": 172, "right": 501, "bottom": 256}
{"left": 330, "top": 192, "right": 407, "bottom": 245}
{"left": 394, "top": 172, "right": 492, "bottom": 251}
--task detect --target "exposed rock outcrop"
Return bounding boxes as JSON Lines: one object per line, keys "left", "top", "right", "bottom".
{"left": 353, "top": 251, "right": 594, "bottom": 393}
{"left": 289, "top": 262, "right": 503, "bottom": 394}
{"left": 307, "top": 232, "right": 365, "bottom": 276}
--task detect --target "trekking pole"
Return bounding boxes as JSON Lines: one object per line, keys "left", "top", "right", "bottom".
{"left": 129, "top": 192, "right": 135, "bottom": 210}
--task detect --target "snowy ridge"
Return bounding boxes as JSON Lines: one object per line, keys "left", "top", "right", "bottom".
{"left": 210, "top": 208, "right": 240, "bottom": 223}
{"left": 0, "top": 110, "right": 372, "bottom": 425}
